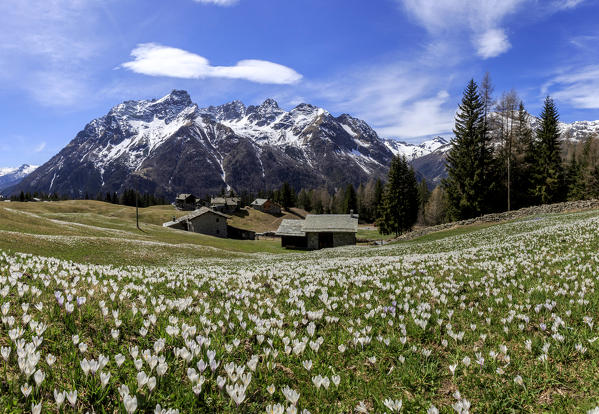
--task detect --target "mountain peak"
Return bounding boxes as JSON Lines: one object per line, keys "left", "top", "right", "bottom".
{"left": 260, "top": 98, "right": 279, "bottom": 109}
{"left": 154, "top": 89, "right": 192, "bottom": 106}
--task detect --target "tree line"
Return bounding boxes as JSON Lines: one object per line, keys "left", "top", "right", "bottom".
{"left": 294, "top": 73, "right": 599, "bottom": 237}
{"left": 9, "top": 189, "right": 168, "bottom": 208}
{"left": 439, "top": 74, "right": 599, "bottom": 223}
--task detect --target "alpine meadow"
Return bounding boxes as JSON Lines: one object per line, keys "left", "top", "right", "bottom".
{"left": 2, "top": 0, "right": 599, "bottom": 413}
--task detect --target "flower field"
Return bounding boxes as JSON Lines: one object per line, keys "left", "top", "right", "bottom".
{"left": 2, "top": 209, "right": 599, "bottom": 413}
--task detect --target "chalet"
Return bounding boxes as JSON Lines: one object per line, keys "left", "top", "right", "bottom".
{"left": 210, "top": 197, "right": 241, "bottom": 214}
{"left": 175, "top": 194, "right": 197, "bottom": 211}
{"left": 275, "top": 219, "right": 307, "bottom": 249}
{"left": 275, "top": 213, "right": 358, "bottom": 250}
{"left": 163, "top": 207, "right": 229, "bottom": 238}
{"left": 251, "top": 198, "right": 282, "bottom": 215}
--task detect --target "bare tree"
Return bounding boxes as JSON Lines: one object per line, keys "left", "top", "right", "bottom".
{"left": 496, "top": 89, "right": 519, "bottom": 211}
{"left": 481, "top": 72, "right": 495, "bottom": 143}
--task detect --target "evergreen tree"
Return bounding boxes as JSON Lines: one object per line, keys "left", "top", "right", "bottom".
{"left": 378, "top": 156, "right": 419, "bottom": 236}
{"left": 373, "top": 179, "right": 384, "bottom": 219}
{"left": 297, "top": 189, "right": 312, "bottom": 211}
{"left": 280, "top": 182, "right": 295, "bottom": 210}
{"left": 530, "top": 96, "right": 565, "bottom": 204}
{"left": 443, "top": 79, "right": 495, "bottom": 220}
{"left": 510, "top": 101, "right": 535, "bottom": 209}
{"left": 566, "top": 153, "right": 586, "bottom": 200}
{"left": 417, "top": 178, "right": 430, "bottom": 224}
{"left": 342, "top": 183, "right": 357, "bottom": 214}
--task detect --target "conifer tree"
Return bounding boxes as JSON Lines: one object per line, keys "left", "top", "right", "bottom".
{"left": 530, "top": 96, "right": 565, "bottom": 204}
{"left": 279, "top": 182, "right": 295, "bottom": 210}
{"left": 565, "top": 153, "right": 586, "bottom": 200}
{"left": 373, "top": 179, "right": 384, "bottom": 219}
{"left": 342, "top": 183, "right": 357, "bottom": 214}
{"left": 378, "top": 156, "right": 419, "bottom": 236}
{"left": 512, "top": 101, "right": 535, "bottom": 208}
{"left": 443, "top": 79, "right": 495, "bottom": 220}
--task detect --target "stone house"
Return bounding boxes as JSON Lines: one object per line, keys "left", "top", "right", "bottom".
{"left": 251, "top": 198, "right": 282, "bottom": 215}
{"left": 175, "top": 194, "right": 197, "bottom": 211}
{"left": 210, "top": 197, "right": 241, "bottom": 214}
{"left": 275, "top": 213, "right": 358, "bottom": 250}
{"left": 163, "top": 207, "right": 229, "bottom": 238}
{"left": 275, "top": 219, "right": 307, "bottom": 249}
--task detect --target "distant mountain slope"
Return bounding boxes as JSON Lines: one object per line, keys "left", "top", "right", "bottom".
{"left": 8, "top": 91, "right": 446, "bottom": 198}
{"left": 0, "top": 164, "right": 38, "bottom": 191}
{"left": 8, "top": 91, "right": 599, "bottom": 198}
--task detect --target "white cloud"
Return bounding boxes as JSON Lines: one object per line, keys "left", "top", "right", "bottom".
{"left": 544, "top": 65, "right": 599, "bottom": 109}
{"left": 397, "top": 0, "right": 589, "bottom": 59}
{"left": 398, "top": 0, "right": 523, "bottom": 58}
{"left": 306, "top": 61, "right": 455, "bottom": 139}
{"left": 554, "top": 0, "right": 585, "bottom": 10}
{"left": 193, "top": 0, "right": 239, "bottom": 5}
{"left": 475, "top": 28, "right": 511, "bottom": 59}
{"left": 121, "top": 43, "right": 302, "bottom": 85}
{"left": 34, "top": 142, "right": 46, "bottom": 153}
{"left": 0, "top": 0, "right": 108, "bottom": 106}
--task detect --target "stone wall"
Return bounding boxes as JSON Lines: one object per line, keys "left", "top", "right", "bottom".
{"left": 333, "top": 232, "right": 356, "bottom": 247}
{"left": 188, "top": 213, "right": 228, "bottom": 238}
{"left": 306, "top": 233, "right": 319, "bottom": 250}
{"left": 388, "top": 199, "right": 599, "bottom": 243}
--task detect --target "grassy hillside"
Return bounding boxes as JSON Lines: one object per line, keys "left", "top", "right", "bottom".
{"left": 2, "top": 201, "right": 599, "bottom": 412}
{"left": 227, "top": 207, "right": 307, "bottom": 233}
{"left": 0, "top": 200, "right": 289, "bottom": 265}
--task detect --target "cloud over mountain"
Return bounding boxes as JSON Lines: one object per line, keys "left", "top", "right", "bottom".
{"left": 122, "top": 43, "right": 302, "bottom": 85}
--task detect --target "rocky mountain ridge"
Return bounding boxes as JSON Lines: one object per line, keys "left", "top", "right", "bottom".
{"left": 0, "top": 164, "right": 38, "bottom": 191}
{"left": 7, "top": 91, "right": 599, "bottom": 197}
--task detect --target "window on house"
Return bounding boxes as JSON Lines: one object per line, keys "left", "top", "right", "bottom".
{"left": 216, "top": 229, "right": 219, "bottom": 234}
{"left": 216, "top": 218, "right": 219, "bottom": 222}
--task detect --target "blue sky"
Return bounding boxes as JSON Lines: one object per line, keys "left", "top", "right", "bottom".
{"left": 1, "top": 0, "right": 598, "bottom": 167}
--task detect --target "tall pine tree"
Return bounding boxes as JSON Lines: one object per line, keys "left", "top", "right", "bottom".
{"left": 530, "top": 96, "right": 565, "bottom": 204}
{"left": 378, "top": 156, "right": 419, "bottom": 236}
{"left": 342, "top": 183, "right": 357, "bottom": 214}
{"left": 443, "top": 79, "right": 495, "bottom": 220}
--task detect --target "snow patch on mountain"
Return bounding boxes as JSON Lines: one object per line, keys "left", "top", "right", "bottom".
{"left": 384, "top": 136, "right": 449, "bottom": 160}
{"left": 0, "top": 164, "right": 38, "bottom": 191}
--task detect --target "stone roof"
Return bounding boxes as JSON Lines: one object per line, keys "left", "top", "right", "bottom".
{"left": 275, "top": 219, "right": 305, "bottom": 236}
{"left": 275, "top": 214, "right": 358, "bottom": 235}
{"left": 163, "top": 207, "right": 230, "bottom": 227}
{"left": 176, "top": 193, "right": 194, "bottom": 201}
{"left": 302, "top": 214, "right": 358, "bottom": 233}
{"left": 211, "top": 197, "right": 240, "bottom": 206}
{"left": 251, "top": 198, "right": 269, "bottom": 206}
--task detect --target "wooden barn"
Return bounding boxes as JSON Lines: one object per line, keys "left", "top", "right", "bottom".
{"left": 163, "top": 207, "right": 229, "bottom": 238}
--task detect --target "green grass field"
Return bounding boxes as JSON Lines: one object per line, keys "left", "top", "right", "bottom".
{"left": 1, "top": 201, "right": 599, "bottom": 413}
{"left": 0, "top": 201, "right": 290, "bottom": 265}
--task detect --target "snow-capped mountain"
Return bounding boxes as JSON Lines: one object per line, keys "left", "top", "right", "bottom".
{"left": 11, "top": 90, "right": 598, "bottom": 198}
{"left": 10, "top": 90, "right": 395, "bottom": 198}
{"left": 384, "top": 136, "right": 449, "bottom": 160}
{"left": 0, "top": 164, "right": 38, "bottom": 191}
{"left": 559, "top": 120, "right": 599, "bottom": 141}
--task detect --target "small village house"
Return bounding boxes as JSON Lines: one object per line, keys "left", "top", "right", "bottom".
{"left": 251, "top": 198, "right": 282, "bottom": 215}
{"left": 175, "top": 194, "right": 197, "bottom": 211}
{"left": 210, "top": 196, "right": 241, "bottom": 214}
{"left": 275, "top": 219, "right": 307, "bottom": 249}
{"left": 163, "top": 207, "right": 229, "bottom": 237}
{"left": 275, "top": 213, "right": 358, "bottom": 250}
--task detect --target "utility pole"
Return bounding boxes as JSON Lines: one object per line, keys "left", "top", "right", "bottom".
{"left": 135, "top": 190, "right": 140, "bottom": 230}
